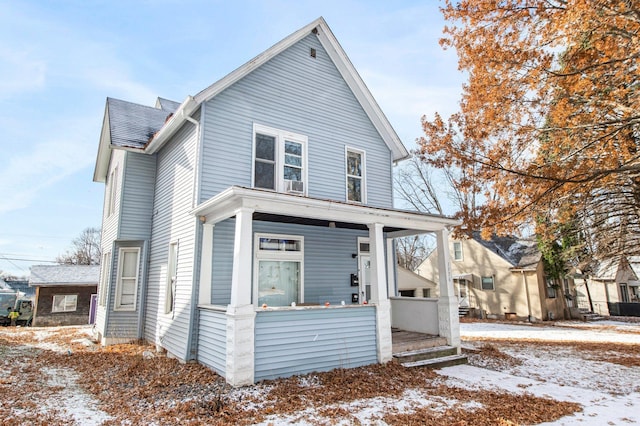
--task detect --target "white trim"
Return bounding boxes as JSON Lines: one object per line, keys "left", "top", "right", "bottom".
{"left": 114, "top": 247, "right": 140, "bottom": 311}
{"left": 345, "top": 146, "right": 366, "bottom": 204}
{"left": 253, "top": 232, "right": 305, "bottom": 306}
{"left": 193, "top": 186, "right": 461, "bottom": 232}
{"left": 252, "top": 123, "right": 308, "bottom": 195}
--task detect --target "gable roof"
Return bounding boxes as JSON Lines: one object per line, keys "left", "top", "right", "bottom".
{"left": 94, "top": 17, "right": 408, "bottom": 181}
{"left": 29, "top": 265, "right": 100, "bottom": 286}
{"left": 472, "top": 232, "right": 541, "bottom": 270}
{"left": 94, "top": 96, "right": 180, "bottom": 182}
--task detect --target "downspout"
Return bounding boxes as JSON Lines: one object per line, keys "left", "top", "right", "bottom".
{"left": 184, "top": 105, "right": 203, "bottom": 361}
{"left": 521, "top": 270, "right": 533, "bottom": 322}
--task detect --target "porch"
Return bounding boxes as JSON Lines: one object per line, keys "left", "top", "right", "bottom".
{"left": 193, "top": 186, "right": 461, "bottom": 386}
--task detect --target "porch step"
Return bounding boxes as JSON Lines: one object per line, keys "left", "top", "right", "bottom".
{"left": 578, "top": 309, "right": 606, "bottom": 321}
{"left": 391, "top": 332, "right": 447, "bottom": 354}
{"left": 401, "top": 353, "right": 469, "bottom": 369}
{"left": 458, "top": 307, "right": 470, "bottom": 318}
{"left": 394, "top": 345, "right": 458, "bottom": 363}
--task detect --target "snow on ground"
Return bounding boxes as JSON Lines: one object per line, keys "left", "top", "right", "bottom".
{"left": 435, "top": 320, "right": 640, "bottom": 425}
{"left": 460, "top": 320, "right": 640, "bottom": 343}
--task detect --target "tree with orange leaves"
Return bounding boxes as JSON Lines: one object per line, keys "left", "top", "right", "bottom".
{"left": 419, "top": 0, "right": 640, "bottom": 262}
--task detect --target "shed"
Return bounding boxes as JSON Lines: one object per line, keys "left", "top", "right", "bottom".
{"left": 29, "top": 265, "right": 100, "bottom": 326}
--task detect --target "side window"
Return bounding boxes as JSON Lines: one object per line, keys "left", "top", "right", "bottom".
{"left": 165, "top": 242, "right": 178, "bottom": 314}
{"left": 453, "top": 242, "right": 463, "bottom": 261}
{"left": 346, "top": 148, "right": 366, "bottom": 203}
{"left": 253, "top": 124, "right": 307, "bottom": 195}
{"left": 115, "top": 247, "right": 140, "bottom": 311}
{"left": 98, "top": 252, "right": 111, "bottom": 307}
{"left": 107, "top": 166, "right": 118, "bottom": 216}
{"left": 481, "top": 276, "right": 494, "bottom": 291}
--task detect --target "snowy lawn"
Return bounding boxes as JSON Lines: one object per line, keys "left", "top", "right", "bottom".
{"left": 0, "top": 320, "right": 638, "bottom": 425}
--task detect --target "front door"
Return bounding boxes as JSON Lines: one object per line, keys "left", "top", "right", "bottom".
{"left": 359, "top": 255, "right": 371, "bottom": 304}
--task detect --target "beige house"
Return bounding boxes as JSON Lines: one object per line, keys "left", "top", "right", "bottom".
{"left": 418, "top": 233, "right": 569, "bottom": 321}
{"left": 397, "top": 266, "right": 438, "bottom": 298}
{"left": 578, "top": 256, "right": 640, "bottom": 316}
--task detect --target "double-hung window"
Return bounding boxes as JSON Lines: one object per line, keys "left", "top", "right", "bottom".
{"left": 115, "top": 247, "right": 140, "bottom": 311}
{"left": 453, "top": 242, "right": 463, "bottom": 261}
{"left": 165, "top": 242, "right": 178, "bottom": 314}
{"left": 481, "top": 276, "right": 495, "bottom": 291}
{"left": 253, "top": 124, "right": 307, "bottom": 195}
{"left": 98, "top": 252, "right": 111, "bottom": 307}
{"left": 346, "top": 147, "right": 366, "bottom": 203}
{"left": 254, "top": 234, "right": 304, "bottom": 307}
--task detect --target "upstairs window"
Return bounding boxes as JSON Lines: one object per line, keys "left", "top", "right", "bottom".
{"left": 453, "top": 242, "right": 463, "bottom": 261}
{"left": 253, "top": 124, "right": 307, "bottom": 195}
{"left": 346, "top": 148, "right": 366, "bottom": 203}
{"left": 107, "top": 166, "right": 118, "bottom": 216}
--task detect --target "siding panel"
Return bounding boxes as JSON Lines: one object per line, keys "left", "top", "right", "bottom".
{"left": 200, "top": 34, "right": 393, "bottom": 207}
{"left": 120, "top": 152, "right": 156, "bottom": 240}
{"left": 254, "top": 307, "right": 377, "bottom": 381}
{"left": 145, "top": 121, "right": 198, "bottom": 360}
{"left": 197, "top": 308, "right": 227, "bottom": 376}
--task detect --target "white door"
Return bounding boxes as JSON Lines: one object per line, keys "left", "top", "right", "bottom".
{"left": 359, "top": 255, "right": 371, "bottom": 304}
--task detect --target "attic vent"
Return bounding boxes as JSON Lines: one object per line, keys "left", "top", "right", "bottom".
{"left": 310, "top": 48, "right": 316, "bottom": 58}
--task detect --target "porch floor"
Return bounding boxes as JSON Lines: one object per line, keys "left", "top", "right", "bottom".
{"left": 391, "top": 328, "right": 447, "bottom": 354}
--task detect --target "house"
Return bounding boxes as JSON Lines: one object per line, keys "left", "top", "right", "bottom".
{"left": 3, "top": 279, "right": 35, "bottom": 298}
{"left": 418, "top": 233, "right": 571, "bottom": 321}
{"left": 92, "top": 17, "right": 461, "bottom": 386}
{"left": 578, "top": 256, "right": 640, "bottom": 317}
{"left": 397, "top": 266, "right": 438, "bottom": 298}
{"left": 29, "top": 265, "right": 100, "bottom": 326}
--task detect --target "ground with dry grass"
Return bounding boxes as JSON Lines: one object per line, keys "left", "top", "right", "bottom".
{"left": 1, "top": 320, "right": 638, "bottom": 425}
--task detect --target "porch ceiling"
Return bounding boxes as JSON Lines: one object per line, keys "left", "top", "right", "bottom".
{"left": 192, "top": 186, "right": 461, "bottom": 233}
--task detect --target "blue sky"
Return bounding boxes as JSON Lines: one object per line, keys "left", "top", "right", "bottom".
{"left": 0, "top": 0, "right": 463, "bottom": 277}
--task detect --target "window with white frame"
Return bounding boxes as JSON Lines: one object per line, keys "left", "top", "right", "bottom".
{"left": 481, "top": 276, "right": 495, "bottom": 290}
{"left": 346, "top": 148, "right": 365, "bottom": 203}
{"left": 107, "top": 166, "right": 118, "bottom": 216}
{"left": 115, "top": 247, "right": 140, "bottom": 311}
{"left": 546, "top": 277, "right": 557, "bottom": 299}
{"left": 98, "top": 252, "right": 111, "bottom": 307}
{"left": 165, "top": 242, "right": 178, "bottom": 314}
{"left": 453, "top": 241, "right": 463, "bottom": 261}
{"left": 52, "top": 294, "right": 78, "bottom": 313}
{"left": 254, "top": 234, "right": 304, "bottom": 307}
{"left": 253, "top": 124, "right": 307, "bottom": 195}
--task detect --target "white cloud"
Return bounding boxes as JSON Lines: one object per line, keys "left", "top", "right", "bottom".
{"left": 0, "top": 138, "right": 94, "bottom": 214}
{"left": 0, "top": 47, "right": 47, "bottom": 98}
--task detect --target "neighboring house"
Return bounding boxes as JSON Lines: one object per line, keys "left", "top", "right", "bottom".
{"left": 29, "top": 265, "right": 99, "bottom": 326}
{"left": 580, "top": 256, "right": 640, "bottom": 316}
{"left": 3, "top": 279, "right": 35, "bottom": 298}
{"left": 397, "top": 266, "right": 438, "bottom": 298}
{"left": 418, "top": 232, "right": 571, "bottom": 321}
{"left": 92, "top": 17, "right": 461, "bottom": 386}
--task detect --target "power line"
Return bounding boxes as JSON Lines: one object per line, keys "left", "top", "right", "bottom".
{"left": 0, "top": 257, "right": 58, "bottom": 263}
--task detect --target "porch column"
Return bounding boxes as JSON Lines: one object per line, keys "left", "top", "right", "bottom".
{"left": 386, "top": 238, "right": 396, "bottom": 298}
{"left": 198, "top": 223, "right": 214, "bottom": 305}
{"left": 369, "top": 222, "right": 392, "bottom": 363}
{"left": 436, "top": 228, "right": 460, "bottom": 352}
{"left": 226, "top": 207, "right": 256, "bottom": 386}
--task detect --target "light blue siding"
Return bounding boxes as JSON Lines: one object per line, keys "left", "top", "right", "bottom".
{"left": 210, "top": 218, "right": 235, "bottom": 305}
{"left": 145, "top": 121, "right": 198, "bottom": 360}
{"left": 199, "top": 34, "right": 393, "bottom": 207}
{"left": 197, "top": 308, "right": 227, "bottom": 376}
{"left": 120, "top": 152, "right": 156, "bottom": 240}
{"left": 205, "top": 220, "right": 370, "bottom": 306}
{"left": 254, "top": 307, "right": 377, "bottom": 381}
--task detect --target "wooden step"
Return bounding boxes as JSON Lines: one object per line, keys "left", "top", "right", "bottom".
{"left": 394, "top": 345, "right": 458, "bottom": 363}
{"left": 402, "top": 354, "right": 468, "bottom": 369}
